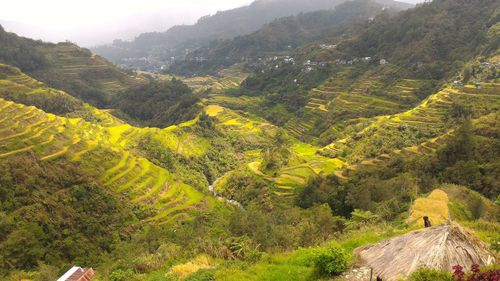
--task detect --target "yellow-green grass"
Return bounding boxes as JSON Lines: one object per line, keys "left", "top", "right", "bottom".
{"left": 291, "top": 142, "right": 345, "bottom": 174}
{"left": 409, "top": 189, "right": 450, "bottom": 228}
{"left": 104, "top": 121, "right": 210, "bottom": 158}
{"left": 205, "top": 104, "right": 224, "bottom": 117}
{"left": 0, "top": 98, "right": 211, "bottom": 224}
{"left": 208, "top": 95, "right": 263, "bottom": 110}
{"left": 211, "top": 225, "right": 407, "bottom": 281}
{"left": 182, "top": 64, "right": 249, "bottom": 93}
{"left": 20, "top": 44, "right": 149, "bottom": 112}
{"left": 168, "top": 255, "right": 215, "bottom": 280}
{"left": 211, "top": 107, "right": 272, "bottom": 144}
{"left": 321, "top": 84, "right": 500, "bottom": 164}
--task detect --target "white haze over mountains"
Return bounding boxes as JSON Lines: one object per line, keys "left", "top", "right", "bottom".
{"left": 0, "top": 0, "right": 423, "bottom": 47}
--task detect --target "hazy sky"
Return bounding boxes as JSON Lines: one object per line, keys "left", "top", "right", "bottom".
{"left": 0, "top": 0, "right": 253, "bottom": 46}
{"left": 0, "top": 0, "right": 421, "bottom": 47}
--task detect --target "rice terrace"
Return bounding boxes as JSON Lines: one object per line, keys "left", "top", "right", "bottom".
{"left": 0, "top": 0, "right": 498, "bottom": 280}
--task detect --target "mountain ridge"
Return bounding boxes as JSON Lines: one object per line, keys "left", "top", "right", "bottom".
{"left": 0, "top": 0, "right": 498, "bottom": 280}
{"left": 92, "top": 0, "right": 412, "bottom": 72}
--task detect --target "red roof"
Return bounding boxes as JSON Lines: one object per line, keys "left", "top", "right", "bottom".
{"left": 58, "top": 267, "right": 95, "bottom": 281}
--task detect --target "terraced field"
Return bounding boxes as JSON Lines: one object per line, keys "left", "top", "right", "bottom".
{"left": 317, "top": 70, "right": 428, "bottom": 118}
{"left": 182, "top": 64, "right": 249, "bottom": 94}
{"left": 107, "top": 121, "right": 211, "bottom": 158}
{"left": 206, "top": 104, "right": 345, "bottom": 197}
{"left": 205, "top": 105, "right": 274, "bottom": 145}
{"left": 287, "top": 66, "right": 432, "bottom": 140}
{"left": 322, "top": 83, "right": 500, "bottom": 165}
{"left": 0, "top": 64, "right": 77, "bottom": 100}
{"left": 0, "top": 98, "right": 210, "bottom": 223}
{"left": 283, "top": 112, "right": 318, "bottom": 140}
{"left": 0, "top": 64, "right": 137, "bottom": 128}
{"left": 32, "top": 43, "right": 147, "bottom": 101}
{"left": 306, "top": 67, "right": 354, "bottom": 112}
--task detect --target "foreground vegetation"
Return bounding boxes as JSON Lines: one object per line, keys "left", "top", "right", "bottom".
{"left": 0, "top": 0, "right": 499, "bottom": 280}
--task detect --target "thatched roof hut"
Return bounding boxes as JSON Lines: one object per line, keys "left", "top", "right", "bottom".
{"left": 357, "top": 223, "right": 496, "bottom": 281}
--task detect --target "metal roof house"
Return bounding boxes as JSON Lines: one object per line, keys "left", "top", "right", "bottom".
{"left": 57, "top": 266, "right": 95, "bottom": 281}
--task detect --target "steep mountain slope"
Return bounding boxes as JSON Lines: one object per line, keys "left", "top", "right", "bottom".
{"left": 321, "top": 0, "right": 500, "bottom": 79}
{"left": 93, "top": 0, "right": 412, "bottom": 72}
{"left": 0, "top": 0, "right": 499, "bottom": 280}
{"left": 0, "top": 26, "right": 141, "bottom": 106}
{"left": 0, "top": 69, "right": 221, "bottom": 274}
{"left": 217, "top": 0, "right": 499, "bottom": 145}
{"left": 0, "top": 27, "right": 202, "bottom": 128}
{"left": 0, "top": 72, "right": 217, "bottom": 220}
{"left": 170, "top": 0, "right": 396, "bottom": 75}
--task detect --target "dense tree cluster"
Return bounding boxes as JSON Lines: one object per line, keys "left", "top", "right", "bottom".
{"left": 341, "top": 0, "right": 499, "bottom": 79}
{"left": 0, "top": 156, "right": 138, "bottom": 275}
{"left": 115, "top": 78, "right": 201, "bottom": 127}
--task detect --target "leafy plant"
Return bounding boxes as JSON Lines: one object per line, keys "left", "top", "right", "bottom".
{"left": 313, "top": 245, "right": 347, "bottom": 276}
{"left": 408, "top": 267, "right": 454, "bottom": 281}
{"left": 453, "top": 264, "right": 500, "bottom": 281}
{"left": 109, "top": 269, "right": 136, "bottom": 281}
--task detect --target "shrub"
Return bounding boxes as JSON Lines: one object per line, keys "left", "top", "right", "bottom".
{"left": 185, "top": 268, "right": 216, "bottom": 281}
{"left": 408, "top": 267, "right": 454, "bottom": 281}
{"left": 109, "top": 269, "right": 136, "bottom": 281}
{"left": 313, "top": 245, "right": 347, "bottom": 276}
{"left": 453, "top": 264, "right": 500, "bottom": 281}
{"left": 466, "top": 269, "right": 500, "bottom": 281}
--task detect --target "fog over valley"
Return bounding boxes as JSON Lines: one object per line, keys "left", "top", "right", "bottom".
{"left": 1, "top": 0, "right": 422, "bottom": 46}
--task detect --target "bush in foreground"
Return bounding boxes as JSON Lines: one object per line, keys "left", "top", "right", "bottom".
{"left": 408, "top": 267, "right": 454, "bottom": 281}
{"left": 313, "top": 245, "right": 347, "bottom": 276}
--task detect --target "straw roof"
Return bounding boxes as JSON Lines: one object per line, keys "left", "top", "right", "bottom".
{"left": 408, "top": 189, "right": 450, "bottom": 226}
{"left": 357, "top": 223, "right": 497, "bottom": 281}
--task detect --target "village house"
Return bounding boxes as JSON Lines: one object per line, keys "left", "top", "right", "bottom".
{"left": 319, "top": 44, "right": 337, "bottom": 50}
{"left": 57, "top": 266, "right": 95, "bottom": 281}
{"left": 284, "top": 56, "right": 295, "bottom": 64}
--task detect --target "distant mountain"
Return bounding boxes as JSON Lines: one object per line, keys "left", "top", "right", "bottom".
{"left": 92, "top": 0, "right": 412, "bottom": 71}
{"left": 321, "top": 0, "right": 500, "bottom": 79}
{"left": 169, "top": 0, "right": 399, "bottom": 75}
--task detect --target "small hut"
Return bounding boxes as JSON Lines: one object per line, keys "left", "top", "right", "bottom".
{"left": 57, "top": 266, "right": 95, "bottom": 281}
{"left": 356, "top": 223, "right": 496, "bottom": 281}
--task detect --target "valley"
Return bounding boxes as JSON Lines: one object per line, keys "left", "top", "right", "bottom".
{"left": 0, "top": 0, "right": 498, "bottom": 280}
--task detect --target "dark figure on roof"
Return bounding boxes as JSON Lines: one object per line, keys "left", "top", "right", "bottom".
{"left": 423, "top": 216, "right": 432, "bottom": 228}
{"left": 376, "top": 276, "right": 383, "bottom": 281}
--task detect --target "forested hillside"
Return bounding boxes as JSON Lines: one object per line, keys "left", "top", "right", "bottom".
{"left": 92, "top": 0, "right": 411, "bottom": 72}
{"left": 0, "top": 27, "right": 201, "bottom": 127}
{"left": 169, "top": 0, "right": 397, "bottom": 75}
{"left": 0, "top": 0, "right": 498, "bottom": 280}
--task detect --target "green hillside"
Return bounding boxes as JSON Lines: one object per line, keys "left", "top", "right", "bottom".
{"left": 0, "top": 0, "right": 499, "bottom": 280}
{"left": 0, "top": 97, "right": 209, "bottom": 220}
{"left": 0, "top": 28, "right": 201, "bottom": 127}
{"left": 169, "top": 0, "right": 398, "bottom": 75}
{"left": 93, "top": 0, "right": 412, "bottom": 72}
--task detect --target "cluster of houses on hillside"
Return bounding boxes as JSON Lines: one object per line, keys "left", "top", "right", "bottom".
{"left": 253, "top": 53, "right": 391, "bottom": 74}
{"left": 301, "top": 57, "right": 389, "bottom": 72}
